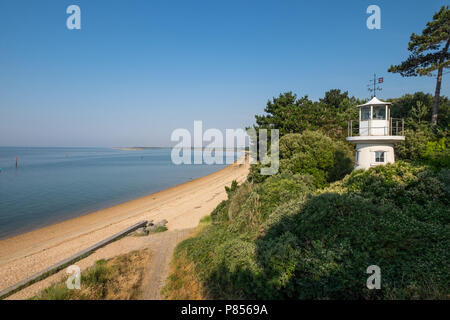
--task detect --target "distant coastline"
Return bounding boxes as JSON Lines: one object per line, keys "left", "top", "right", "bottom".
{"left": 112, "top": 147, "right": 150, "bottom": 151}
{"left": 113, "top": 147, "right": 248, "bottom": 151}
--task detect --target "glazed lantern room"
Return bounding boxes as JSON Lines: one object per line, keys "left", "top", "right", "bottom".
{"left": 347, "top": 97, "right": 404, "bottom": 137}
{"left": 358, "top": 97, "right": 390, "bottom": 135}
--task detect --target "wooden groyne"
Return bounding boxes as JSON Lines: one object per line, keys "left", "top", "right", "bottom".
{"left": 0, "top": 220, "right": 148, "bottom": 299}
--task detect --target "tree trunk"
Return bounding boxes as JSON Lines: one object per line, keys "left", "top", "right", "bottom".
{"left": 432, "top": 38, "right": 450, "bottom": 126}
{"left": 431, "top": 67, "right": 442, "bottom": 125}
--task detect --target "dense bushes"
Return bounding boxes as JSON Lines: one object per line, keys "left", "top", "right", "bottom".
{"left": 396, "top": 127, "right": 434, "bottom": 161}
{"left": 288, "top": 163, "right": 449, "bottom": 299}
{"left": 248, "top": 131, "right": 353, "bottom": 188}
{"left": 164, "top": 89, "right": 449, "bottom": 300}
{"left": 164, "top": 162, "right": 449, "bottom": 299}
{"left": 390, "top": 92, "right": 450, "bottom": 168}
{"left": 396, "top": 127, "right": 450, "bottom": 169}
{"left": 278, "top": 131, "right": 353, "bottom": 187}
{"left": 421, "top": 138, "right": 450, "bottom": 168}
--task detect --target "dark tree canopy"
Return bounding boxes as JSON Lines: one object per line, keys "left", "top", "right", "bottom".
{"left": 253, "top": 90, "right": 359, "bottom": 140}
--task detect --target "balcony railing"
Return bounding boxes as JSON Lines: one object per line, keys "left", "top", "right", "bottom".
{"left": 348, "top": 118, "right": 404, "bottom": 137}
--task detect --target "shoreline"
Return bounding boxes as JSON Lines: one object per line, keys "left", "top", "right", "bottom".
{"left": 0, "top": 157, "right": 249, "bottom": 292}
{"left": 0, "top": 164, "right": 230, "bottom": 241}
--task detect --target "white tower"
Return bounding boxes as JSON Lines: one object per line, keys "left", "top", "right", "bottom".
{"left": 346, "top": 97, "right": 405, "bottom": 170}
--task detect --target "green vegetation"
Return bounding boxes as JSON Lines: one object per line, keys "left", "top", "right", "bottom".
{"left": 248, "top": 131, "right": 353, "bottom": 187}
{"left": 164, "top": 86, "right": 449, "bottom": 300}
{"left": 389, "top": 92, "right": 450, "bottom": 168}
{"left": 33, "top": 250, "right": 150, "bottom": 300}
{"left": 164, "top": 161, "right": 449, "bottom": 299}
{"left": 150, "top": 225, "right": 168, "bottom": 233}
{"left": 252, "top": 90, "right": 359, "bottom": 140}
{"left": 277, "top": 131, "right": 353, "bottom": 187}
{"left": 388, "top": 6, "right": 449, "bottom": 125}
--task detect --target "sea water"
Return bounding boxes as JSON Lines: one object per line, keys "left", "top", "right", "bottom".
{"left": 0, "top": 147, "right": 239, "bottom": 239}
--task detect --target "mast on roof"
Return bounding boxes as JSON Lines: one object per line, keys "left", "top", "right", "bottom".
{"left": 367, "top": 73, "right": 384, "bottom": 98}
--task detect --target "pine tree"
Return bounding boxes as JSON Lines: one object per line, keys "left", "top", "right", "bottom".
{"left": 388, "top": 6, "right": 449, "bottom": 125}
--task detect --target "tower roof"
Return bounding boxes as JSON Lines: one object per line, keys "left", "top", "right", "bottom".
{"left": 357, "top": 96, "right": 391, "bottom": 108}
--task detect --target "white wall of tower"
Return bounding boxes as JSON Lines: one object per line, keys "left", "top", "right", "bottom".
{"left": 354, "top": 143, "right": 395, "bottom": 170}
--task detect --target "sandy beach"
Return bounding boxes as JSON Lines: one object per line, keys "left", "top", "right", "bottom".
{"left": 0, "top": 157, "right": 249, "bottom": 294}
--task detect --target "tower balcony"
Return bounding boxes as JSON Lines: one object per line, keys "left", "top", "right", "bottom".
{"left": 347, "top": 118, "right": 405, "bottom": 137}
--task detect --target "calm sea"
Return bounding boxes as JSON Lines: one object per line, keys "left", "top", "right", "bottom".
{"left": 0, "top": 147, "right": 238, "bottom": 240}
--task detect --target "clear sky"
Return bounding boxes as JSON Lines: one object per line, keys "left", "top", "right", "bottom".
{"left": 0, "top": 0, "right": 448, "bottom": 147}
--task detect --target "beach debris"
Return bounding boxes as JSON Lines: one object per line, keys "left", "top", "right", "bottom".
{"left": 155, "top": 219, "right": 168, "bottom": 227}
{"left": 129, "top": 219, "right": 168, "bottom": 236}
{"left": 147, "top": 219, "right": 168, "bottom": 233}
{"left": 130, "top": 227, "right": 149, "bottom": 237}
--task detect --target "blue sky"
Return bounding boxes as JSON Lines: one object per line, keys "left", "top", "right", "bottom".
{"left": 0, "top": 0, "right": 448, "bottom": 147}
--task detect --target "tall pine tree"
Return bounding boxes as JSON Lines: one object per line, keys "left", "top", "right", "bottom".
{"left": 388, "top": 6, "right": 449, "bottom": 125}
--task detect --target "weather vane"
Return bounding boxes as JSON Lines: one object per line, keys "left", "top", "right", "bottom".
{"left": 367, "top": 73, "right": 383, "bottom": 97}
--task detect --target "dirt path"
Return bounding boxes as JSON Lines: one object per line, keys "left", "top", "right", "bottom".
{"left": 139, "top": 229, "right": 194, "bottom": 299}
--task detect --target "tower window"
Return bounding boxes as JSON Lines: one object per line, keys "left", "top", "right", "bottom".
{"left": 361, "top": 107, "right": 371, "bottom": 121}
{"left": 375, "top": 151, "right": 385, "bottom": 163}
{"left": 373, "top": 106, "right": 386, "bottom": 120}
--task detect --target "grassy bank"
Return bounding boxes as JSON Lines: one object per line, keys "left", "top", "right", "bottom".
{"left": 32, "top": 249, "right": 150, "bottom": 300}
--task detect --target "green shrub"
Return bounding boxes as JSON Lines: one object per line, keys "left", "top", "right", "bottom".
{"left": 254, "top": 174, "right": 314, "bottom": 221}
{"left": 247, "top": 163, "right": 268, "bottom": 184}
{"left": 150, "top": 225, "right": 168, "bottom": 233}
{"left": 248, "top": 131, "right": 353, "bottom": 186}
{"left": 421, "top": 137, "right": 450, "bottom": 169}
{"left": 226, "top": 175, "right": 315, "bottom": 233}
{"left": 165, "top": 162, "right": 450, "bottom": 300}
{"left": 278, "top": 131, "right": 353, "bottom": 188}
{"left": 37, "top": 284, "right": 72, "bottom": 300}
{"left": 82, "top": 260, "right": 109, "bottom": 286}
{"left": 225, "top": 180, "right": 238, "bottom": 199}
{"left": 396, "top": 126, "right": 434, "bottom": 161}
{"left": 210, "top": 200, "right": 230, "bottom": 224}
{"left": 285, "top": 162, "right": 449, "bottom": 299}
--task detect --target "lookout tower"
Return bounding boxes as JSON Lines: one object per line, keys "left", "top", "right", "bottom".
{"left": 346, "top": 97, "right": 405, "bottom": 170}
